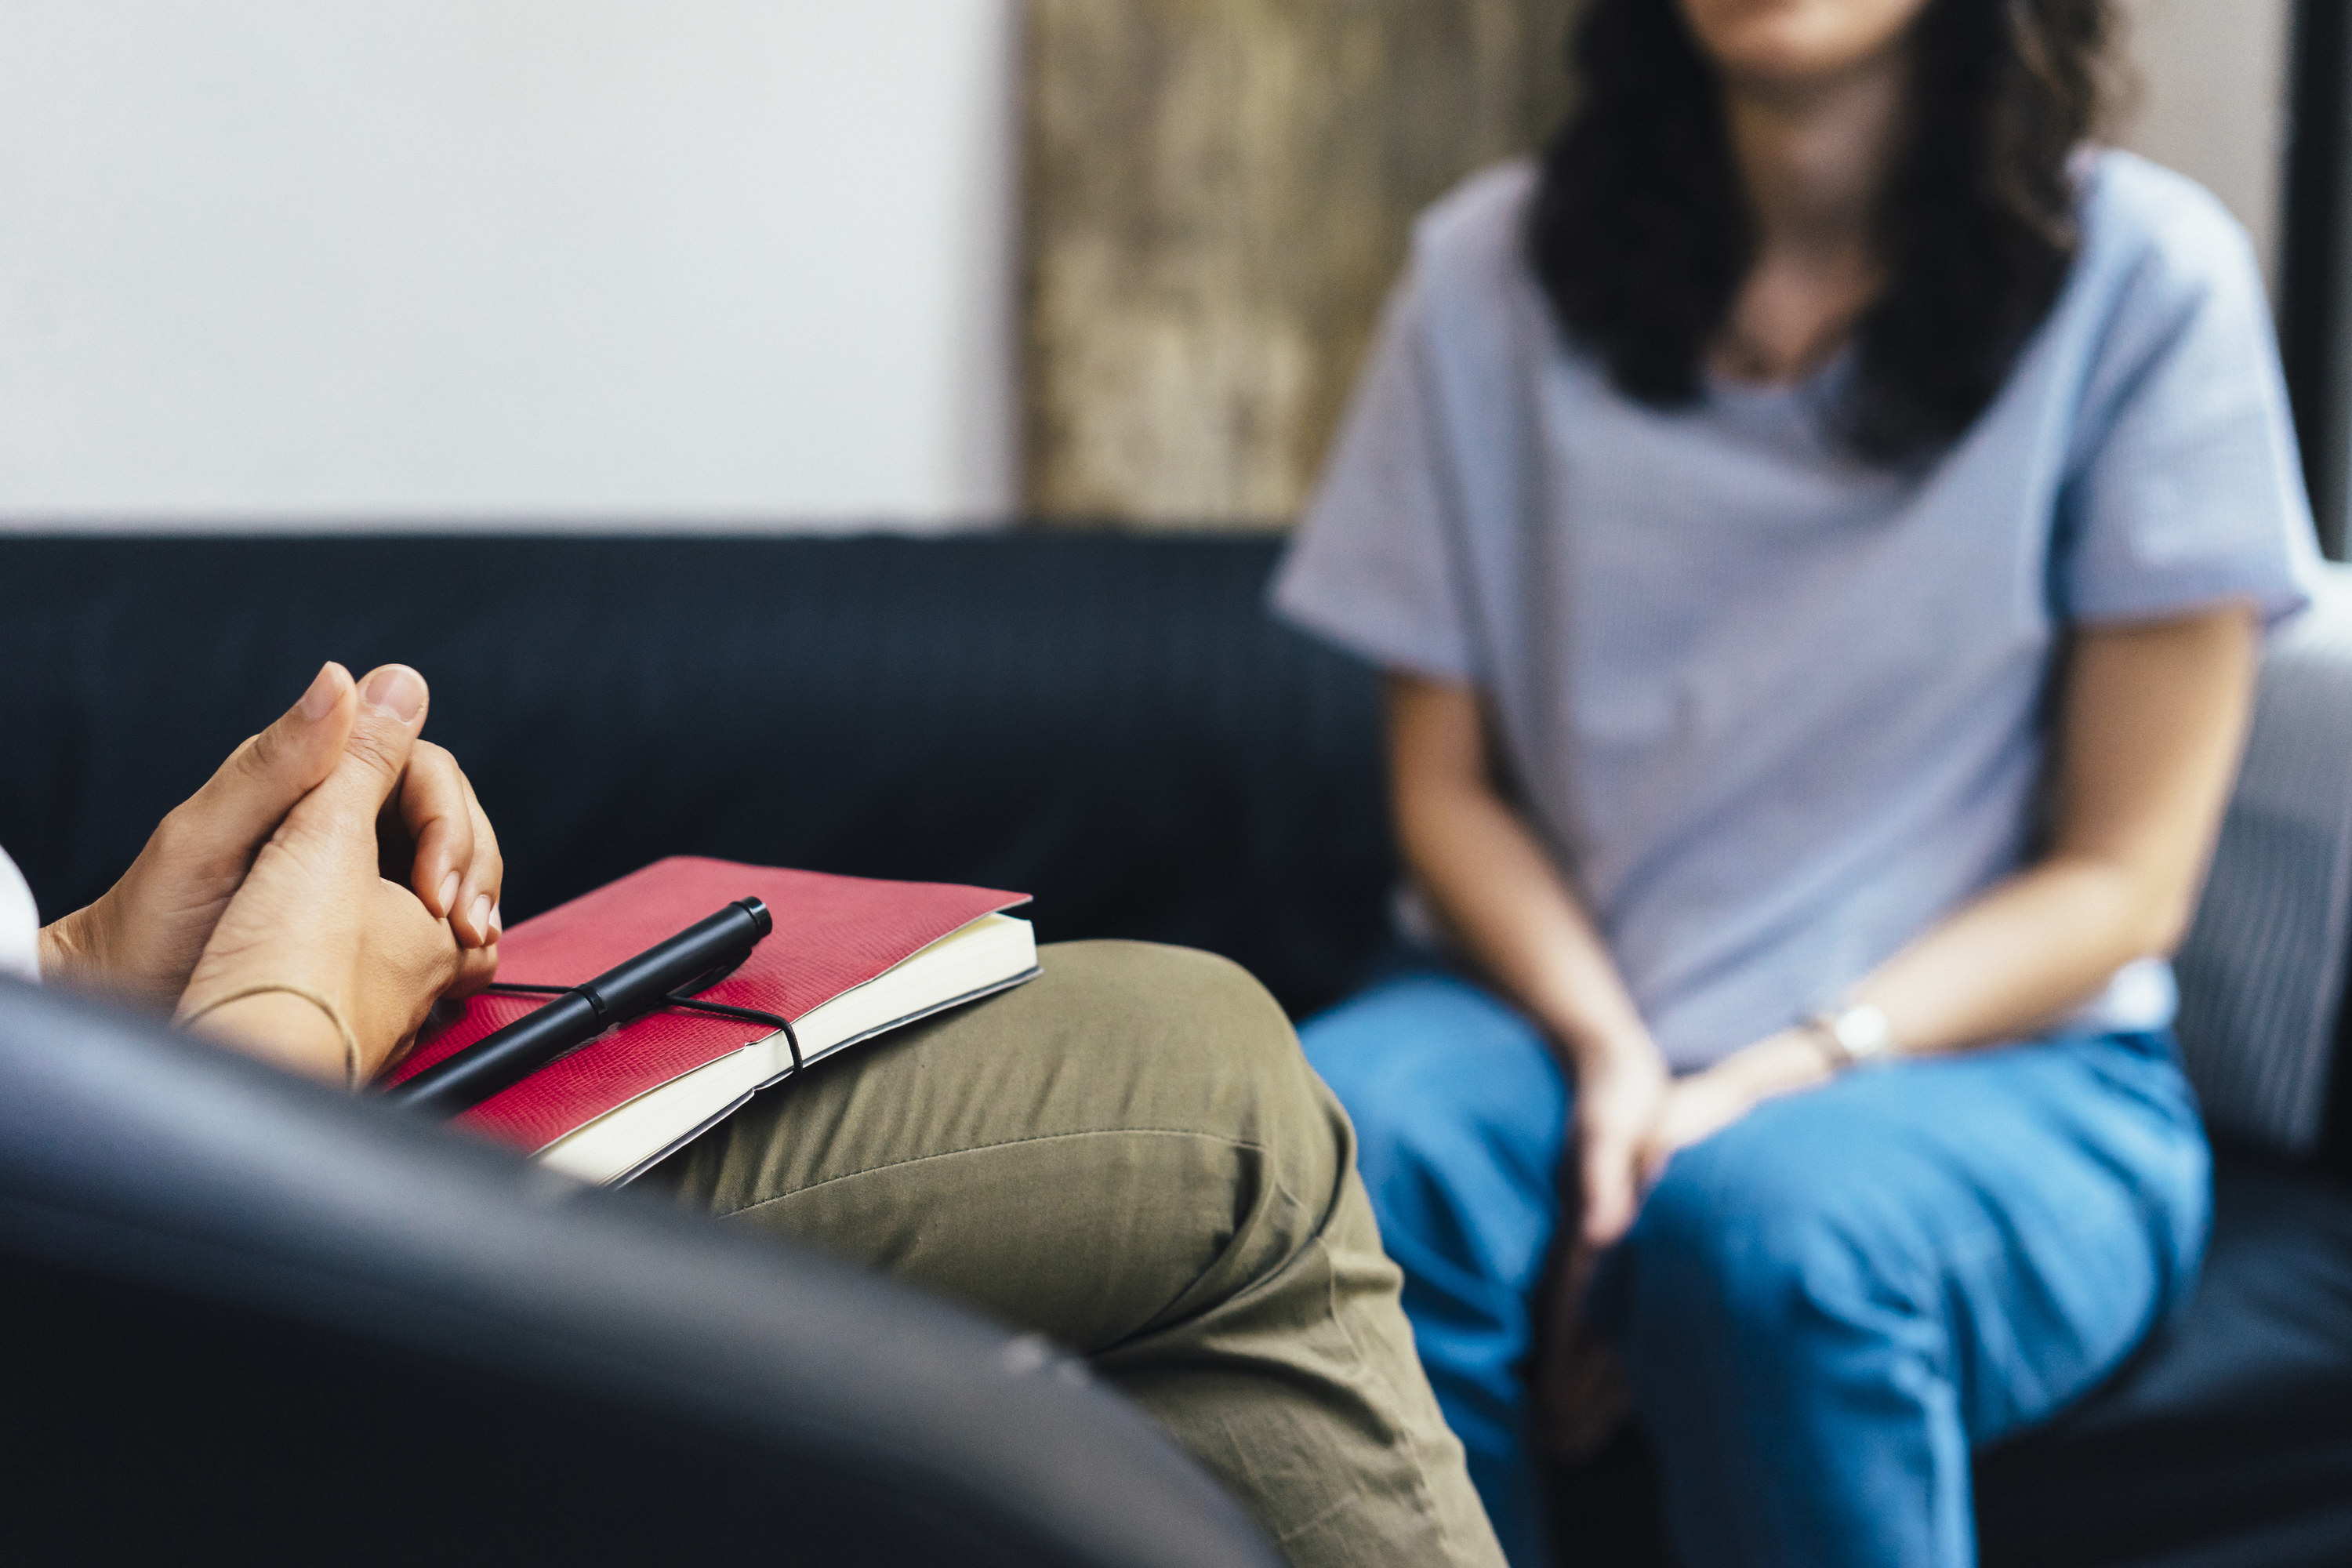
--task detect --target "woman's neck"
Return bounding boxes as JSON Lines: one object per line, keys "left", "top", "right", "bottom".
{"left": 1709, "top": 53, "right": 1908, "bottom": 384}
{"left": 1722, "top": 55, "right": 1907, "bottom": 258}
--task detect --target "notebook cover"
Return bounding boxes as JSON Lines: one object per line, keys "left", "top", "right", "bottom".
{"left": 385, "top": 856, "right": 1029, "bottom": 1153}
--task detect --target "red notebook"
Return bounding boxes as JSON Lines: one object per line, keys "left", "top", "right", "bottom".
{"left": 387, "top": 856, "right": 1037, "bottom": 1183}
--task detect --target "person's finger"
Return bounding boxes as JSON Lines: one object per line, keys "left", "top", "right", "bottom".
{"left": 392, "top": 747, "right": 503, "bottom": 947}
{"left": 448, "top": 938, "right": 499, "bottom": 998}
{"left": 450, "top": 771, "right": 503, "bottom": 948}
{"left": 178, "top": 661, "right": 358, "bottom": 858}
{"left": 397, "top": 742, "right": 476, "bottom": 921}
{"left": 301, "top": 664, "right": 430, "bottom": 825}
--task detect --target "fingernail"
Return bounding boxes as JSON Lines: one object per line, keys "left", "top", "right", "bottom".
{"left": 298, "top": 662, "right": 339, "bottom": 723}
{"left": 437, "top": 871, "right": 459, "bottom": 913}
{"left": 470, "top": 894, "right": 493, "bottom": 938}
{"left": 488, "top": 902, "right": 503, "bottom": 939}
{"left": 361, "top": 666, "right": 425, "bottom": 723}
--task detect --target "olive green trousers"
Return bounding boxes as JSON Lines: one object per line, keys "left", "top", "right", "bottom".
{"left": 655, "top": 940, "right": 1505, "bottom": 1568}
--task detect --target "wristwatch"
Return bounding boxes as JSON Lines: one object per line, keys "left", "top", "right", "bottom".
{"left": 1802, "top": 1002, "right": 1893, "bottom": 1071}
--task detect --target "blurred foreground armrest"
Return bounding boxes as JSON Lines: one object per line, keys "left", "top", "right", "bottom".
{"left": 0, "top": 976, "right": 1280, "bottom": 1568}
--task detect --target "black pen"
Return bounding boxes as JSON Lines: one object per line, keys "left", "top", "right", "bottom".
{"left": 388, "top": 896, "right": 774, "bottom": 1117}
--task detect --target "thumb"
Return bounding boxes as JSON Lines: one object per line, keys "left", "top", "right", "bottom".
{"left": 300, "top": 664, "right": 431, "bottom": 821}
{"left": 183, "top": 662, "right": 358, "bottom": 851}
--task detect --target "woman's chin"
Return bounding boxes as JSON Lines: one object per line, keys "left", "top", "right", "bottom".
{"left": 1684, "top": 0, "right": 1927, "bottom": 96}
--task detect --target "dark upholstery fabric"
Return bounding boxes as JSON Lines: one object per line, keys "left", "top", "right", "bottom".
{"left": 0, "top": 534, "right": 1391, "bottom": 1019}
{"left": 5, "top": 531, "right": 2350, "bottom": 1566}
{"left": 1975, "top": 1162, "right": 2352, "bottom": 1567}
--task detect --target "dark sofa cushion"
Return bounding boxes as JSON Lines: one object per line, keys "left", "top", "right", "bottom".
{"left": 1973, "top": 1161, "right": 2352, "bottom": 1567}
{"left": 0, "top": 533, "right": 1390, "bottom": 1019}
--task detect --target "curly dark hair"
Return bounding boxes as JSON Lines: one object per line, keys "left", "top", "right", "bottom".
{"left": 1528, "top": 0, "right": 2114, "bottom": 463}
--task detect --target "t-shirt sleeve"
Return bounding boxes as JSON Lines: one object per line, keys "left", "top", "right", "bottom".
{"left": 1271, "top": 272, "right": 1481, "bottom": 682}
{"left": 2060, "top": 198, "right": 2320, "bottom": 628}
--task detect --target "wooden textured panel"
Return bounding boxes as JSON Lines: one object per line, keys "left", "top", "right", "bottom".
{"left": 1024, "top": 0, "right": 1580, "bottom": 528}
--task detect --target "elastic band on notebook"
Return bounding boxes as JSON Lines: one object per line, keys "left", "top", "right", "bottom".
{"left": 481, "top": 982, "right": 804, "bottom": 1076}
{"left": 662, "top": 995, "right": 804, "bottom": 1076}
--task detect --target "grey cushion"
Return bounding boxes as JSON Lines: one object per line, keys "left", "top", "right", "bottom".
{"left": 2175, "top": 565, "right": 2352, "bottom": 1157}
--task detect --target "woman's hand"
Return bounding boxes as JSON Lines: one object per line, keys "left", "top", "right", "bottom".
{"left": 175, "top": 666, "right": 498, "bottom": 1084}
{"left": 1536, "top": 1029, "right": 1824, "bottom": 1457}
{"left": 1571, "top": 1043, "right": 1670, "bottom": 1248}
{"left": 1532, "top": 1040, "right": 1664, "bottom": 1461}
{"left": 1632, "top": 1067, "right": 1765, "bottom": 1189}
{"left": 36, "top": 661, "right": 503, "bottom": 1007}
{"left": 1632, "top": 1030, "right": 1835, "bottom": 1187}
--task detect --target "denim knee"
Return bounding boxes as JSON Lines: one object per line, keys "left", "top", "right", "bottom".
{"left": 1605, "top": 1127, "right": 1929, "bottom": 1371}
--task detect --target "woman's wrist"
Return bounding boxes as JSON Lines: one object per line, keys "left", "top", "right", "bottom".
{"left": 180, "top": 988, "right": 359, "bottom": 1085}
{"left": 1714, "top": 1029, "right": 1838, "bottom": 1102}
{"left": 1554, "top": 1017, "right": 1664, "bottom": 1080}
{"left": 34, "top": 905, "right": 106, "bottom": 988}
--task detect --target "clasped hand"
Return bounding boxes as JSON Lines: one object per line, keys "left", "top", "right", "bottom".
{"left": 1539, "top": 1026, "right": 1834, "bottom": 1456}
{"left": 38, "top": 661, "right": 503, "bottom": 1083}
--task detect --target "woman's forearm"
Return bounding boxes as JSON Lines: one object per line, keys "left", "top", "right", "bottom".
{"left": 1723, "top": 606, "right": 2259, "bottom": 1097}
{"left": 1840, "top": 855, "right": 2184, "bottom": 1058}
{"left": 1401, "top": 778, "right": 1651, "bottom": 1064}
{"left": 1707, "top": 851, "right": 2201, "bottom": 1106}
{"left": 1385, "top": 675, "right": 1652, "bottom": 1069}
{"left": 1856, "top": 608, "right": 2256, "bottom": 1059}
{"left": 1387, "top": 673, "right": 1672, "bottom": 1244}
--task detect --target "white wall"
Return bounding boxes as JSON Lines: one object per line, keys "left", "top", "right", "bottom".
{"left": 2115, "top": 0, "right": 2294, "bottom": 285}
{"left": 0, "top": 1, "right": 1018, "bottom": 529}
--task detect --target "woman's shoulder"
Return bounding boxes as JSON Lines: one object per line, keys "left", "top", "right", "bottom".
{"left": 1402, "top": 158, "right": 1542, "bottom": 310}
{"left": 2074, "top": 149, "right": 2266, "bottom": 312}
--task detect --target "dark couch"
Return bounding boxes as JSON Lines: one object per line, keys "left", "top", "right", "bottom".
{"left": 5, "top": 532, "right": 2350, "bottom": 1566}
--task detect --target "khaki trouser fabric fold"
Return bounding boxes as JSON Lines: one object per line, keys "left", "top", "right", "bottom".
{"left": 656, "top": 940, "right": 1505, "bottom": 1568}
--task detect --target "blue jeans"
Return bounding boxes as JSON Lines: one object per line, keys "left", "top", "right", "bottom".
{"left": 1299, "top": 964, "right": 2212, "bottom": 1568}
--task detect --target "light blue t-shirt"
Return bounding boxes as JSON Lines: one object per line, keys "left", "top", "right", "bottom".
{"left": 1274, "top": 151, "right": 2320, "bottom": 1071}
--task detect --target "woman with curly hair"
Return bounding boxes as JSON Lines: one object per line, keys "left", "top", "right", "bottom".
{"left": 1275, "top": 0, "right": 2319, "bottom": 1563}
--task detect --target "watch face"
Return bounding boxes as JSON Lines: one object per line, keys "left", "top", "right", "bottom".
{"left": 1836, "top": 1005, "right": 1892, "bottom": 1058}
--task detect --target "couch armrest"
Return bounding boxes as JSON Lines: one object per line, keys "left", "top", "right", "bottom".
{"left": 2175, "top": 565, "right": 2352, "bottom": 1158}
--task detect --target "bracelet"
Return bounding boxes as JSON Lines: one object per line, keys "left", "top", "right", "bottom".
{"left": 180, "top": 982, "right": 363, "bottom": 1089}
{"left": 1799, "top": 1002, "right": 1894, "bottom": 1073}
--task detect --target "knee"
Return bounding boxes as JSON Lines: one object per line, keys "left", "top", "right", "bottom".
{"left": 1615, "top": 1133, "right": 1915, "bottom": 1359}
{"left": 1032, "top": 942, "right": 1364, "bottom": 1291}
{"left": 1036, "top": 938, "right": 1328, "bottom": 1145}
{"left": 1040, "top": 937, "right": 1286, "bottom": 1039}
